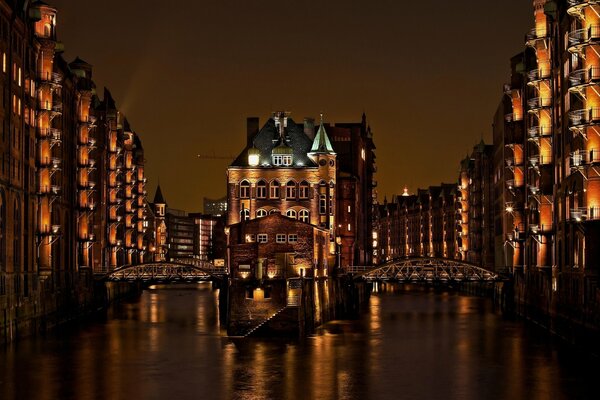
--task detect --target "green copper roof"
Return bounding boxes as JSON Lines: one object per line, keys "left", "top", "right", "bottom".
{"left": 310, "top": 118, "right": 335, "bottom": 154}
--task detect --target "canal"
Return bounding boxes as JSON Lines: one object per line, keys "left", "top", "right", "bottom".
{"left": 0, "top": 283, "right": 596, "bottom": 400}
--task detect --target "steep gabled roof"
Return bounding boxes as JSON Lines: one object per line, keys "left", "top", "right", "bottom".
{"left": 231, "top": 117, "right": 317, "bottom": 167}
{"left": 310, "top": 118, "right": 335, "bottom": 154}
{"left": 153, "top": 184, "right": 166, "bottom": 205}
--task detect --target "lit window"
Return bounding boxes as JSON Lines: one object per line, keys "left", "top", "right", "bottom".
{"left": 276, "top": 234, "right": 286, "bottom": 243}
{"left": 257, "top": 234, "right": 268, "bottom": 243}
{"left": 2, "top": 53, "right": 5, "bottom": 73}
{"left": 272, "top": 155, "right": 283, "bottom": 166}
{"left": 256, "top": 180, "right": 267, "bottom": 198}
{"left": 319, "top": 194, "right": 327, "bottom": 215}
{"left": 299, "top": 181, "right": 309, "bottom": 199}
{"left": 239, "top": 180, "right": 250, "bottom": 198}
{"left": 256, "top": 209, "right": 267, "bottom": 218}
{"left": 282, "top": 155, "right": 292, "bottom": 166}
{"left": 240, "top": 209, "right": 250, "bottom": 221}
{"left": 270, "top": 180, "right": 280, "bottom": 198}
{"left": 286, "top": 209, "right": 297, "bottom": 219}
{"left": 361, "top": 148, "right": 366, "bottom": 161}
{"left": 245, "top": 234, "right": 256, "bottom": 243}
{"left": 288, "top": 234, "right": 298, "bottom": 244}
{"left": 348, "top": 224, "right": 352, "bottom": 232}
{"left": 18, "top": 67, "right": 21, "bottom": 86}
{"left": 286, "top": 181, "right": 296, "bottom": 199}
{"left": 347, "top": 205, "right": 351, "bottom": 213}
{"left": 299, "top": 209, "right": 310, "bottom": 223}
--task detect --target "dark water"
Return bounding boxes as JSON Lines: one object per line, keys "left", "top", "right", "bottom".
{"left": 0, "top": 283, "right": 596, "bottom": 400}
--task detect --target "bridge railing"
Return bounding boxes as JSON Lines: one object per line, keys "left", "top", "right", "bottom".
{"left": 170, "top": 258, "right": 228, "bottom": 275}
{"left": 344, "top": 266, "right": 373, "bottom": 274}
{"left": 342, "top": 258, "right": 499, "bottom": 282}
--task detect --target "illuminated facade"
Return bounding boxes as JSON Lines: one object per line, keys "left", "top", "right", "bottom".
{"left": 376, "top": 184, "right": 460, "bottom": 262}
{"left": 0, "top": 0, "right": 148, "bottom": 342}
{"left": 227, "top": 112, "right": 337, "bottom": 257}
{"left": 327, "top": 114, "right": 377, "bottom": 267}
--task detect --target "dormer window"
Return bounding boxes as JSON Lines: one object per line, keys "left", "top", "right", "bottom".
{"left": 272, "top": 154, "right": 292, "bottom": 166}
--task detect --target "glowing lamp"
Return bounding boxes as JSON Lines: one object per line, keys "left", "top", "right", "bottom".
{"left": 248, "top": 147, "right": 260, "bottom": 166}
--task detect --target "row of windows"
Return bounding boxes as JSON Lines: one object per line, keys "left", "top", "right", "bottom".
{"left": 239, "top": 180, "right": 334, "bottom": 199}
{"left": 240, "top": 208, "right": 310, "bottom": 223}
{"left": 246, "top": 234, "right": 298, "bottom": 244}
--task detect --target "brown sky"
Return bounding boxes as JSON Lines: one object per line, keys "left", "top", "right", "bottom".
{"left": 51, "top": 0, "right": 532, "bottom": 211}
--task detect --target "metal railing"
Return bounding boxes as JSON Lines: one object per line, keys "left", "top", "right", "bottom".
{"left": 569, "top": 66, "right": 600, "bottom": 89}
{"left": 568, "top": 25, "right": 600, "bottom": 50}
{"left": 568, "top": 108, "right": 600, "bottom": 127}
{"left": 527, "top": 97, "right": 552, "bottom": 110}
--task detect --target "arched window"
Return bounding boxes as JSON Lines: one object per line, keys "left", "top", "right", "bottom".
{"left": 239, "top": 180, "right": 250, "bottom": 198}
{"left": 240, "top": 209, "right": 250, "bottom": 221}
{"left": 256, "top": 180, "right": 267, "bottom": 199}
{"left": 299, "top": 209, "right": 310, "bottom": 223}
{"left": 299, "top": 181, "right": 310, "bottom": 199}
{"left": 286, "top": 209, "right": 297, "bottom": 219}
{"left": 269, "top": 209, "right": 280, "bottom": 215}
{"left": 286, "top": 181, "right": 296, "bottom": 199}
{"left": 270, "top": 180, "right": 280, "bottom": 199}
{"left": 256, "top": 209, "right": 267, "bottom": 218}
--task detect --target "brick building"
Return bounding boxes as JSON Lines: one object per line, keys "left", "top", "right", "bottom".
{"left": 0, "top": 0, "right": 149, "bottom": 342}
{"left": 228, "top": 213, "right": 332, "bottom": 281}
{"left": 227, "top": 111, "right": 377, "bottom": 268}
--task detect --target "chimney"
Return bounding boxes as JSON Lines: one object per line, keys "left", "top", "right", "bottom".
{"left": 247, "top": 117, "right": 259, "bottom": 146}
{"left": 303, "top": 117, "right": 315, "bottom": 140}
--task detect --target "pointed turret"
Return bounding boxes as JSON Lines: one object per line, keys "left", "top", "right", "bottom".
{"left": 310, "top": 114, "right": 335, "bottom": 154}
{"left": 153, "top": 184, "right": 166, "bottom": 206}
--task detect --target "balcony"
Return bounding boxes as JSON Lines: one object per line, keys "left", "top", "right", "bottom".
{"left": 567, "top": 1, "right": 600, "bottom": 18}
{"left": 39, "top": 185, "right": 61, "bottom": 196}
{"left": 570, "top": 150, "right": 587, "bottom": 169}
{"left": 526, "top": 27, "right": 549, "bottom": 47}
{"left": 527, "top": 67, "right": 551, "bottom": 84}
{"left": 568, "top": 108, "right": 600, "bottom": 129}
{"left": 39, "top": 156, "right": 61, "bottom": 170}
{"left": 80, "top": 116, "right": 97, "bottom": 128}
{"left": 506, "top": 223, "right": 526, "bottom": 242}
{"left": 80, "top": 202, "right": 96, "bottom": 212}
{"left": 569, "top": 67, "right": 600, "bottom": 93}
{"left": 528, "top": 155, "right": 552, "bottom": 168}
{"left": 571, "top": 206, "right": 600, "bottom": 221}
{"left": 529, "top": 223, "right": 554, "bottom": 234}
{"left": 39, "top": 71, "right": 63, "bottom": 86}
{"left": 529, "top": 185, "right": 540, "bottom": 196}
{"left": 528, "top": 125, "right": 552, "bottom": 139}
{"left": 568, "top": 25, "right": 600, "bottom": 54}
{"left": 527, "top": 97, "right": 552, "bottom": 111}
{"left": 504, "top": 113, "right": 523, "bottom": 123}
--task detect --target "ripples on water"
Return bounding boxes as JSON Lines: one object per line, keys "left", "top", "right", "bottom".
{"left": 0, "top": 283, "right": 596, "bottom": 400}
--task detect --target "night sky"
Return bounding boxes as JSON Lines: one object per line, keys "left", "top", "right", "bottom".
{"left": 51, "top": 0, "right": 532, "bottom": 211}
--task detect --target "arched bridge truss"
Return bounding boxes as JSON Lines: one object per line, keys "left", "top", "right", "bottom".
{"left": 345, "top": 257, "right": 499, "bottom": 283}
{"left": 106, "top": 260, "right": 228, "bottom": 283}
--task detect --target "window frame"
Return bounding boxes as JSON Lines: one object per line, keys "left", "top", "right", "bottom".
{"left": 276, "top": 234, "right": 286, "bottom": 243}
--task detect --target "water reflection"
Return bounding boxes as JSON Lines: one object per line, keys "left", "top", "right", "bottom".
{"left": 0, "top": 284, "right": 596, "bottom": 400}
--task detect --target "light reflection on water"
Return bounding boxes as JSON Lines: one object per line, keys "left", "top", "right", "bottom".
{"left": 0, "top": 283, "right": 596, "bottom": 400}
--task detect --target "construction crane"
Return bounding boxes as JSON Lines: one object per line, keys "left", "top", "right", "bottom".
{"left": 196, "top": 153, "right": 234, "bottom": 160}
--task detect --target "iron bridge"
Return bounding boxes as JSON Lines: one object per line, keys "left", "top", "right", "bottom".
{"left": 106, "top": 260, "right": 228, "bottom": 283}
{"left": 344, "top": 257, "right": 499, "bottom": 282}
